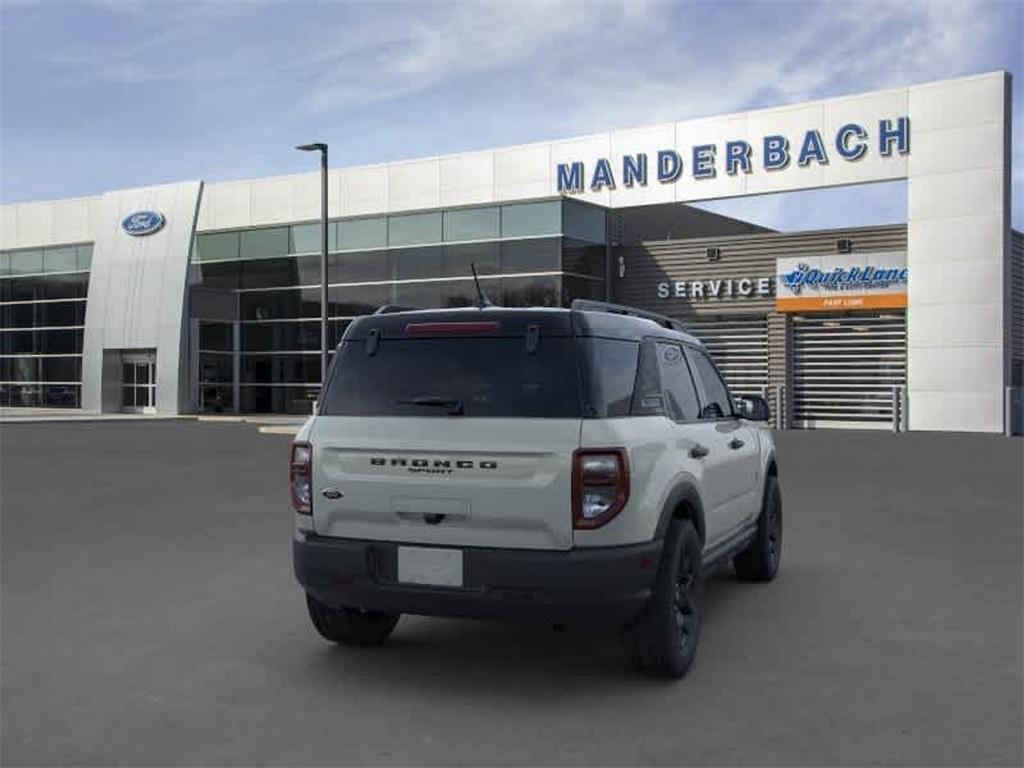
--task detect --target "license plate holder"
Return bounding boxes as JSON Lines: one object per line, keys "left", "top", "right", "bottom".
{"left": 397, "top": 546, "right": 463, "bottom": 587}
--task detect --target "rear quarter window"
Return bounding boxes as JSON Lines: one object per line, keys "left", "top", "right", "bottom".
{"left": 578, "top": 337, "right": 639, "bottom": 417}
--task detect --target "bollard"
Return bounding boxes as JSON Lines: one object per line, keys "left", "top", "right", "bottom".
{"left": 1006, "top": 386, "right": 1021, "bottom": 437}
{"left": 775, "top": 385, "right": 784, "bottom": 430}
{"left": 891, "top": 385, "right": 901, "bottom": 433}
{"left": 1006, "top": 387, "right": 1012, "bottom": 437}
{"left": 901, "top": 385, "right": 909, "bottom": 433}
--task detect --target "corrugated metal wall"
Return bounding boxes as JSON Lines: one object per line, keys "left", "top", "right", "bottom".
{"left": 612, "top": 223, "right": 908, "bottom": 428}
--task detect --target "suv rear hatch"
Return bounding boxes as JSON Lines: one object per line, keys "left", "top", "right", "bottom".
{"left": 310, "top": 311, "right": 582, "bottom": 551}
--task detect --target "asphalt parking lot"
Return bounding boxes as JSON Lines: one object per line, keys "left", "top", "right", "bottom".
{"left": 1, "top": 421, "right": 1021, "bottom": 766}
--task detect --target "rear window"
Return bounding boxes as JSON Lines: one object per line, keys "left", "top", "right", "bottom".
{"left": 319, "top": 336, "right": 581, "bottom": 418}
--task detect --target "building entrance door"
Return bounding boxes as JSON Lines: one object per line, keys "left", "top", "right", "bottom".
{"left": 122, "top": 352, "right": 156, "bottom": 413}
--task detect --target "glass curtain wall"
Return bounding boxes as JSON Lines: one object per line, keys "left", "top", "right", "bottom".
{"left": 0, "top": 244, "right": 93, "bottom": 408}
{"left": 189, "top": 199, "right": 607, "bottom": 414}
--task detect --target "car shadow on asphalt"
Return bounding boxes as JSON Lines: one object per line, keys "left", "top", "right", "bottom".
{"left": 295, "top": 569, "right": 760, "bottom": 693}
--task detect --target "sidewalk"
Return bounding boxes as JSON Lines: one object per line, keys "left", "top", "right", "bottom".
{"left": 0, "top": 408, "right": 194, "bottom": 424}
{"left": 0, "top": 410, "right": 306, "bottom": 431}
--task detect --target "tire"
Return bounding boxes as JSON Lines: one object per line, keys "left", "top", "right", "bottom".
{"left": 733, "top": 474, "right": 782, "bottom": 582}
{"left": 305, "top": 594, "right": 400, "bottom": 646}
{"left": 629, "top": 518, "right": 704, "bottom": 679}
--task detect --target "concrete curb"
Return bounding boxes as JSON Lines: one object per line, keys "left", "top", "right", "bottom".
{"left": 258, "top": 425, "right": 301, "bottom": 435}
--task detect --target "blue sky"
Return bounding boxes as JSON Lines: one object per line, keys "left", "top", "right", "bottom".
{"left": 1, "top": 0, "right": 1021, "bottom": 231}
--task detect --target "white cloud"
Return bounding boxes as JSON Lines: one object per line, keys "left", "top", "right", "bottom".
{"left": 300, "top": 0, "right": 648, "bottom": 115}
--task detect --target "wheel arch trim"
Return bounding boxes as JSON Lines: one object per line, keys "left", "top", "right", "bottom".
{"left": 654, "top": 481, "right": 706, "bottom": 545}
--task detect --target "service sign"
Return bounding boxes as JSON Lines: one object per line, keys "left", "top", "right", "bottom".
{"left": 776, "top": 252, "right": 907, "bottom": 312}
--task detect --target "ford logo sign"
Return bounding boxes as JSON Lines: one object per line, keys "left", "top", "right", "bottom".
{"left": 122, "top": 211, "right": 165, "bottom": 236}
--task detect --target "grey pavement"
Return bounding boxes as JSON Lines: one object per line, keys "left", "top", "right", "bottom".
{"left": 1, "top": 422, "right": 1021, "bottom": 766}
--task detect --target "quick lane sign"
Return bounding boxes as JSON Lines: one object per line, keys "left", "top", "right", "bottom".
{"left": 557, "top": 118, "right": 909, "bottom": 194}
{"left": 776, "top": 252, "right": 908, "bottom": 312}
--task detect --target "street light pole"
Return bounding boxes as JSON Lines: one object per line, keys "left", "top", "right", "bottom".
{"left": 296, "top": 142, "right": 329, "bottom": 390}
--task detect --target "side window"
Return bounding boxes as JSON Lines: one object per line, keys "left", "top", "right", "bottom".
{"left": 655, "top": 342, "right": 700, "bottom": 421}
{"left": 630, "top": 340, "right": 665, "bottom": 416}
{"left": 687, "top": 347, "right": 734, "bottom": 419}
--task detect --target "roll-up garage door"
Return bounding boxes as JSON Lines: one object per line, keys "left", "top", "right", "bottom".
{"left": 792, "top": 311, "right": 906, "bottom": 429}
{"left": 684, "top": 315, "right": 768, "bottom": 399}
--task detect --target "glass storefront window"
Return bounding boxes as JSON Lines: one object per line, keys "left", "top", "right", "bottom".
{"left": 388, "top": 212, "right": 442, "bottom": 247}
{"left": 562, "top": 240, "right": 607, "bottom": 278}
{"left": 194, "top": 232, "right": 239, "bottom": 262}
{"left": 240, "top": 227, "right": 289, "bottom": 261}
{"left": 562, "top": 200, "right": 607, "bottom": 244}
{"left": 0, "top": 383, "right": 81, "bottom": 408}
{"left": 328, "top": 284, "right": 391, "bottom": 316}
{"left": 444, "top": 206, "right": 499, "bottom": 242}
{"left": 192, "top": 261, "right": 240, "bottom": 290}
{"left": 0, "top": 355, "right": 80, "bottom": 383}
{"left": 293, "top": 254, "right": 323, "bottom": 286}
{"left": 240, "top": 287, "right": 320, "bottom": 320}
{"left": 199, "top": 322, "right": 233, "bottom": 352}
{"left": 336, "top": 217, "right": 386, "bottom": 250}
{"left": 38, "top": 300, "right": 85, "bottom": 327}
{"left": 41, "top": 356, "right": 81, "bottom": 382}
{"left": 4, "top": 356, "right": 38, "bottom": 382}
{"left": 442, "top": 242, "right": 500, "bottom": 278}
{"left": 240, "top": 385, "right": 318, "bottom": 415}
{"left": 500, "top": 201, "right": 561, "bottom": 238}
{"left": 1, "top": 274, "right": 90, "bottom": 302}
{"left": 241, "top": 321, "right": 320, "bottom": 352}
{"left": 77, "top": 244, "right": 93, "bottom": 271}
{"left": 198, "top": 353, "right": 233, "bottom": 383}
{"left": 241, "top": 257, "right": 299, "bottom": 290}
{"left": 9, "top": 249, "right": 44, "bottom": 276}
{"left": 289, "top": 223, "right": 321, "bottom": 254}
{"left": 43, "top": 246, "right": 79, "bottom": 273}
{"left": 392, "top": 246, "right": 443, "bottom": 281}
{"left": 561, "top": 275, "right": 607, "bottom": 304}
{"left": 199, "top": 384, "right": 233, "bottom": 414}
{"left": 241, "top": 354, "right": 321, "bottom": 385}
{"left": 499, "top": 238, "right": 561, "bottom": 273}
{"left": 499, "top": 275, "right": 561, "bottom": 307}
{"left": 440, "top": 279, "right": 481, "bottom": 308}
{"left": 393, "top": 281, "right": 443, "bottom": 310}
{"left": 0, "top": 251, "right": 9, "bottom": 276}
{"left": 329, "top": 250, "right": 391, "bottom": 284}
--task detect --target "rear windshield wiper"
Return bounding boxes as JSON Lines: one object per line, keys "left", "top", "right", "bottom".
{"left": 395, "top": 396, "right": 464, "bottom": 415}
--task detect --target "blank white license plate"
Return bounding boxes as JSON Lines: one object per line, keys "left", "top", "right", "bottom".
{"left": 397, "top": 546, "right": 463, "bottom": 587}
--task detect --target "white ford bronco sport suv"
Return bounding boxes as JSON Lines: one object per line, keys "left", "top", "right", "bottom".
{"left": 292, "top": 300, "right": 781, "bottom": 678}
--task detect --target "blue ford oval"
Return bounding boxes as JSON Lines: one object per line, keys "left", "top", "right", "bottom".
{"left": 122, "top": 211, "right": 165, "bottom": 236}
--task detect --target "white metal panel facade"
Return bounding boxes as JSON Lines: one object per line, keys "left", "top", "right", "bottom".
{"left": 79, "top": 181, "right": 203, "bottom": 413}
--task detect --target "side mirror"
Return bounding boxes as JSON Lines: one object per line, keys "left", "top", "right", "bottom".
{"left": 737, "top": 395, "right": 771, "bottom": 422}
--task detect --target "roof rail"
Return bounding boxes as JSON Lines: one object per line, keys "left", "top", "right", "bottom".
{"left": 570, "top": 299, "right": 688, "bottom": 333}
{"left": 372, "top": 305, "right": 418, "bottom": 315}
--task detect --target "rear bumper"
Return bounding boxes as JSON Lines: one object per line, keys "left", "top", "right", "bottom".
{"left": 293, "top": 531, "right": 663, "bottom": 624}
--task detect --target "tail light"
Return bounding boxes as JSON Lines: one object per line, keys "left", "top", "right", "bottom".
{"left": 572, "top": 448, "right": 629, "bottom": 529}
{"left": 290, "top": 442, "right": 312, "bottom": 514}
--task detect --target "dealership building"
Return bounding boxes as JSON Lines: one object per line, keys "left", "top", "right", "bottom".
{"left": 1, "top": 71, "right": 1021, "bottom": 433}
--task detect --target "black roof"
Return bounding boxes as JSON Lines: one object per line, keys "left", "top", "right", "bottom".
{"left": 342, "top": 301, "right": 702, "bottom": 346}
